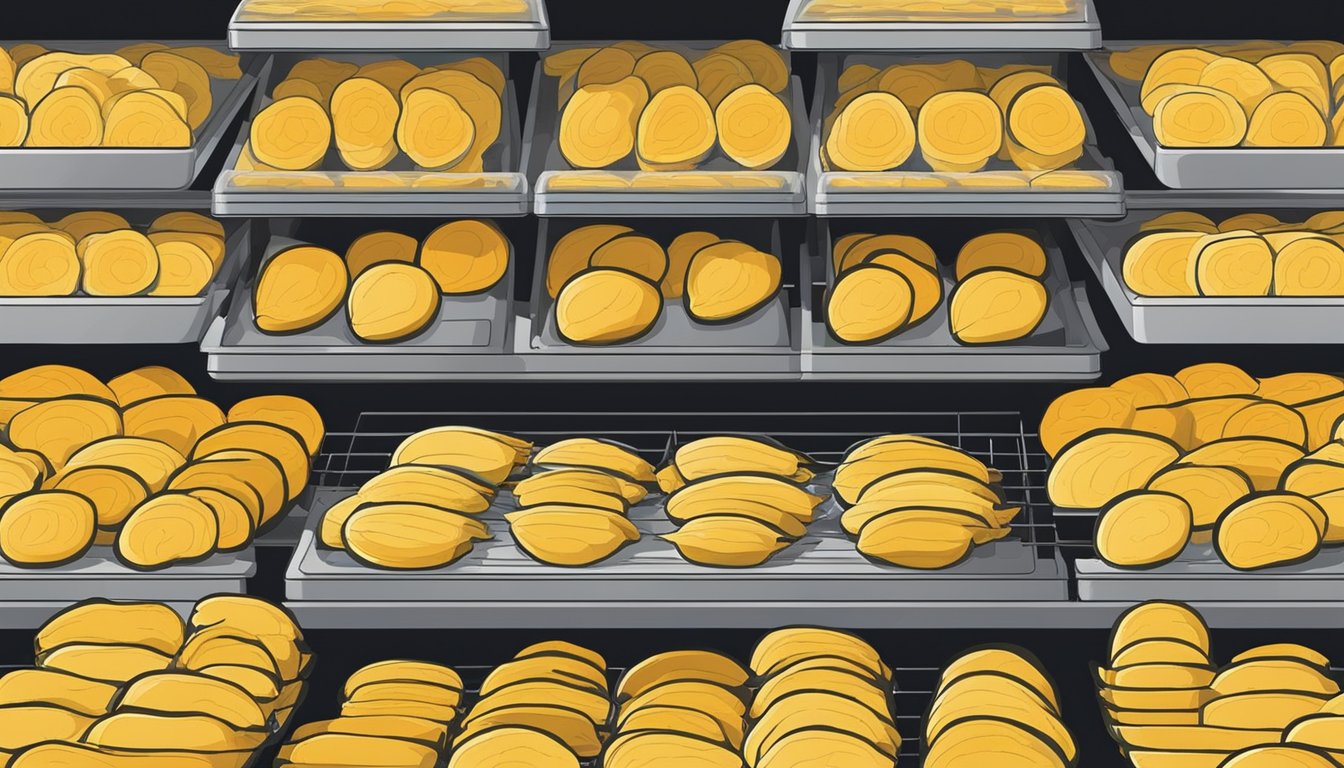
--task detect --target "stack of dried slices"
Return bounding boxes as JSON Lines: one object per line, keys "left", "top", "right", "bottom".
{"left": 547, "top": 41, "right": 793, "bottom": 172}
{"left": 1123, "top": 210, "right": 1344, "bottom": 298}
{"left": 0, "top": 364, "right": 323, "bottom": 570}
{"left": 823, "top": 59, "right": 1085, "bottom": 175}
{"left": 826, "top": 230, "right": 1051, "bottom": 345}
{"left": 0, "top": 210, "right": 228, "bottom": 297}
{"left": 0, "top": 43, "right": 241, "bottom": 148}
{"left": 546, "top": 224, "right": 782, "bottom": 345}
{"left": 1042, "top": 363, "right": 1344, "bottom": 571}
{"left": 244, "top": 56, "right": 505, "bottom": 173}
{"left": 1097, "top": 601, "right": 1344, "bottom": 768}
{"left": 0, "top": 595, "right": 310, "bottom": 767}
{"left": 253, "top": 220, "right": 509, "bottom": 343}
{"left": 1109, "top": 41, "right": 1344, "bottom": 148}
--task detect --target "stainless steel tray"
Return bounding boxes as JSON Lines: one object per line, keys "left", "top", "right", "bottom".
{"left": 202, "top": 226, "right": 520, "bottom": 382}
{"left": 229, "top": 0, "right": 550, "bottom": 51}
{"left": 1087, "top": 41, "right": 1344, "bottom": 189}
{"left": 282, "top": 411, "right": 1068, "bottom": 627}
{"left": 512, "top": 218, "right": 801, "bottom": 380}
{"left": 0, "top": 215, "right": 248, "bottom": 345}
{"left": 802, "top": 220, "right": 1106, "bottom": 380}
{"left": 213, "top": 53, "right": 528, "bottom": 217}
{"left": 1070, "top": 202, "right": 1344, "bottom": 345}
{"left": 810, "top": 53, "right": 1124, "bottom": 217}
{"left": 0, "top": 41, "right": 260, "bottom": 190}
{"left": 782, "top": 0, "right": 1101, "bottom": 51}
{"left": 0, "top": 546, "right": 255, "bottom": 629}
{"left": 523, "top": 43, "right": 810, "bottom": 217}
{"left": 1076, "top": 543, "right": 1344, "bottom": 602}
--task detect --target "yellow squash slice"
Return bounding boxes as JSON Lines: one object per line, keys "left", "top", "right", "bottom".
{"left": 347, "top": 262, "right": 440, "bottom": 343}
{"left": 825, "top": 92, "right": 915, "bottom": 172}
{"left": 918, "top": 90, "right": 1003, "bottom": 173}
{"left": 556, "top": 268, "right": 661, "bottom": 345}
{"left": 419, "top": 219, "right": 509, "bottom": 294}
{"left": 330, "top": 77, "right": 400, "bottom": 171}
{"left": 716, "top": 84, "right": 791, "bottom": 170}
{"left": 249, "top": 96, "right": 332, "bottom": 171}
{"left": 684, "top": 241, "right": 781, "bottom": 323}
{"left": 559, "top": 77, "right": 649, "bottom": 169}
{"left": 636, "top": 85, "right": 715, "bottom": 171}
{"left": 253, "top": 245, "right": 349, "bottom": 334}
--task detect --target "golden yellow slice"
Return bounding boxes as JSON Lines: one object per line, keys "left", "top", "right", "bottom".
{"left": 254, "top": 245, "right": 349, "bottom": 333}
{"left": 347, "top": 262, "right": 440, "bottom": 343}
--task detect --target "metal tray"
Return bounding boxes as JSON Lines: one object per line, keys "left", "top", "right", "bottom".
{"left": 213, "top": 53, "right": 528, "bottom": 217}
{"left": 0, "top": 547, "right": 255, "bottom": 629}
{"left": 782, "top": 0, "right": 1101, "bottom": 51}
{"left": 810, "top": 53, "right": 1123, "bottom": 217}
{"left": 282, "top": 410, "right": 1068, "bottom": 628}
{"left": 802, "top": 219, "right": 1106, "bottom": 380}
{"left": 523, "top": 43, "right": 810, "bottom": 217}
{"left": 0, "top": 41, "right": 260, "bottom": 190}
{"left": 229, "top": 0, "right": 549, "bottom": 51}
{"left": 0, "top": 214, "right": 248, "bottom": 345}
{"left": 1087, "top": 42, "right": 1344, "bottom": 190}
{"left": 202, "top": 226, "right": 520, "bottom": 382}
{"left": 1076, "top": 543, "right": 1344, "bottom": 602}
{"left": 1070, "top": 211, "right": 1344, "bottom": 345}
{"left": 513, "top": 218, "right": 801, "bottom": 380}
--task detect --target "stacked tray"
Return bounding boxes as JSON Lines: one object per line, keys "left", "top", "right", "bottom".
{"left": 1075, "top": 542, "right": 1344, "bottom": 603}
{"left": 229, "top": 0, "right": 550, "bottom": 51}
{"left": 524, "top": 42, "right": 810, "bottom": 217}
{"left": 0, "top": 40, "right": 261, "bottom": 190}
{"left": 1087, "top": 41, "right": 1344, "bottom": 189}
{"left": 202, "top": 222, "right": 520, "bottom": 381}
{"left": 212, "top": 52, "right": 529, "bottom": 217}
{"left": 802, "top": 219, "right": 1106, "bottom": 380}
{"left": 0, "top": 202, "right": 247, "bottom": 344}
{"left": 1069, "top": 197, "right": 1344, "bottom": 344}
{"left": 0, "top": 550, "right": 256, "bottom": 629}
{"left": 283, "top": 414, "right": 1069, "bottom": 629}
{"left": 809, "top": 52, "right": 1124, "bottom": 216}
{"left": 513, "top": 218, "right": 800, "bottom": 380}
{"left": 782, "top": 0, "right": 1102, "bottom": 51}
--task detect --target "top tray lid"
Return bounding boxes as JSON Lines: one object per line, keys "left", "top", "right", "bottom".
{"left": 229, "top": 0, "right": 550, "bottom": 51}
{"left": 782, "top": 0, "right": 1101, "bottom": 51}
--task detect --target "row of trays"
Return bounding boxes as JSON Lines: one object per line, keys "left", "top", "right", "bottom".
{"left": 223, "top": 0, "right": 1107, "bottom": 51}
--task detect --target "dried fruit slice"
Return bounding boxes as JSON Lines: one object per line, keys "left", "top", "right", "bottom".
{"left": 140, "top": 51, "right": 211, "bottom": 129}
{"left": 556, "top": 268, "right": 662, "bottom": 345}
{"left": 26, "top": 87, "right": 103, "bottom": 147}
{"left": 0, "top": 95, "right": 28, "bottom": 146}
{"left": 330, "top": 76, "right": 400, "bottom": 171}
{"left": 419, "top": 219, "right": 509, "bottom": 295}
{"left": 546, "top": 224, "right": 632, "bottom": 299}
{"left": 0, "top": 231, "right": 80, "bottom": 296}
{"left": 249, "top": 96, "right": 332, "bottom": 171}
{"left": 826, "top": 263, "right": 914, "bottom": 344}
{"left": 253, "top": 245, "right": 349, "bottom": 334}
{"left": 716, "top": 84, "right": 791, "bottom": 170}
{"left": 825, "top": 92, "right": 914, "bottom": 172}
{"left": 78, "top": 229, "right": 159, "bottom": 296}
{"left": 347, "top": 262, "right": 440, "bottom": 343}
{"left": 1095, "top": 490, "right": 1193, "bottom": 568}
{"left": 1215, "top": 492, "right": 1326, "bottom": 570}
{"left": 0, "top": 491, "right": 96, "bottom": 567}
{"left": 955, "top": 232, "right": 1047, "bottom": 281}
{"left": 345, "top": 231, "right": 418, "bottom": 278}
{"left": 398, "top": 87, "right": 475, "bottom": 170}
{"left": 685, "top": 241, "right": 781, "bottom": 323}
{"left": 1245, "top": 91, "right": 1328, "bottom": 147}
{"left": 664, "top": 231, "right": 720, "bottom": 299}
{"left": 1005, "top": 83, "right": 1085, "bottom": 171}
{"left": 918, "top": 90, "right": 1003, "bottom": 173}
{"left": 694, "top": 52, "right": 754, "bottom": 109}
{"left": 590, "top": 233, "right": 667, "bottom": 283}
{"left": 636, "top": 85, "right": 715, "bottom": 171}
{"left": 115, "top": 492, "right": 219, "bottom": 570}
{"left": 560, "top": 77, "right": 649, "bottom": 169}
{"left": 1153, "top": 89, "right": 1247, "bottom": 147}
{"left": 633, "top": 50, "right": 697, "bottom": 94}
{"left": 949, "top": 268, "right": 1049, "bottom": 345}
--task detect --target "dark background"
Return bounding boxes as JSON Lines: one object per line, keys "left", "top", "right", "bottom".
{"left": 3, "top": 3, "right": 1344, "bottom": 766}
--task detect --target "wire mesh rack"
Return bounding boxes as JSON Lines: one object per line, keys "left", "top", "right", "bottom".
{"left": 310, "top": 409, "right": 1057, "bottom": 560}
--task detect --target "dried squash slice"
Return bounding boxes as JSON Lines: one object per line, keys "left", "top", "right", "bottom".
{"left": 664, "top": 231, "right": 720, "bottom": 299}
{"left": 253, "top": 245, "right": 348, "bottom": 334}
{"left": 825, "top": 92, "right": 914, "bottom": 172}
{"left": 1140, "top": 48, "right": 1221, "bottom": 102}
{"left": 590, "top": 234, "right": 667, "bottom": 283}
{"left": 115, "top": 493, "right": 219, "bottom": 571}
{"left": 249, "top": 96, "right": 331, "bottom": 171}
{"left": 56, "top": 211, "right": 130, "bottom": 240}
{"left": 918, "top": 90, "right": 1003, "bottom": 173}
{"left": 1189, "top": 231, "right": 1273, "bottom": 296}
{"left": 0, "top": 491, "right": 96, "bottom": 568}
{"left": 396, "top": 88, "right": 474, "bottom": 170}
{"left": 102, "top": 91, "right": 191, "bottom": 148}
{"left": 8, "top": 397, "right": 122, "bottom": 470}
{"left": 546, "top": 224, "right": 632, "bottom": 298}
{"left": 347, "top": 262, "right": 440, "bottom": 343}
{"left": 560, "top": 77, "right": 649, "bottom": 169}
{"left": 556, "top": 268, "right": 662, "bottom": 345}
{"left": 838, "top": 233, "right": 937, "bottom": 273}
{"left": 0, "top": 232, "right": 80, "bottom": 296}
{"left": 148, "top": 237, "right": 214, "bottom": 297}
{"left": 0, "top": 95, "right": 28, "bottom": 146}
{"left": 1197, "top": 57, "right": 1275, "bottom": 115}
{"left": 1039, "top": 387, "right": 1138, "bottom": 459}
{"left": 1153, "top": 89, "right": 1247, "bottom": 148}
{"left": 949, "top": 268, "right": 1048, "bottom": 345}
{"left": 826, "top": 263, "right": 914, "bottom": 345}
{"left": 634, "top": 51, "right": 697, "bottom": 94}
{"left": 121, "top": 396, "right": 225, "bottom": 457}
{"left": 52, "top": 465, "right": 150, "bottom": 530}
{"left": 1245, "top": 91, "right": 1328, "bottom": 148}
{"left": 715, "top": 40, "right": 789, "bottom": 94}
{"left": 1140, "top": 211, "right": 1218, "bottom": 234}
{"left": 345, "top": 231, "right": 418, "bottom": 278}
{"left": 576, "top": 48, "right": 638, "bottom": 90}
{"left": 1004, "top": 84, "right": 1085, "bottom": 171}
{"left": 1047, "top": 429, "right": 1183, "bottom": 510}
{"left": 77, "top": 230, "right": 159, "bottom": 296}
{"left": 140, "top": 51, "right": 211, "bottom": 129}
{"left": 419, "top": 219, "right": 509, "bottom": 295}
{"left": 955, "top": 232, "right": 1047, "bottom": 281}
{"left": 1095, "top": 490, "right": 1193, "bottom": 569}
{"left": 26, "top": 87, "right": 103, "bottom": 147}
{"left": 636, "top": 85, "right": 716, "bottom": 171}
{"left": 1122, "top": 231, "right": 1203, "bottom": 296}
{"left": 330, "top": 77, "right": 400, "bottom": 171}
{"left": 866, "top": 251, "right": 941, "bottom": 326}
{"left": 227, "top": 395, "right": 325, "bottom": 458}
{"left": 192, "top": 421, "right": 310, "bottom": 501}
{"left": 685, "top": 241, "right": 781, "bottom": 323}
{"left": 693, "top": 52, "right": 754, "bottom": 109}
{"left": 716, "top": 84, "right": 791, "bottom": 170}
{"left": 1259, "top": 53, "right": 1331, "bottom": 115}
{"left": 1215, "top": 492, "right": 1326, "bottom": 571}
{"left": 438, "top": 57, "right": 506, "bottom": 97}
{"left": 1271, "top": 234, "right": 1344, "bottom": 296}
{"left": 402, "top": 69, "right": 499, "bottom": 172}
{"left": 1147, "top": 463, "right": 1253, "bottom": 530}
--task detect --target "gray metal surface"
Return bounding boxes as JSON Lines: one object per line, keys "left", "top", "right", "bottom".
{"left": 1069, "top": 207, "right": 1344, "bottom": 344}
{"left": 0, "top": 547, "right": 255, "bottom": 604}
{"left": 1076, "top": 544, "right": 1344, "bottom": 602}
{"left": 229, "top": 0, "right": 550, "bottom": 51}
{"left": 282, "top": 411, "right": 1069, "bottom": 626}
{"left": 0, "top": 41, "right": 260, "bottom": 190}
{"left": 802, "top": 221, "right": 1107, "bottom": 380}
{"left": 781, "top": 0, "right": 1101, "bottom": 51}
{"left": 513, "top": 218, "right": 800, "bottom": 379}
{"left": 1087, "top": 43, "right": 1344, "bottom": 190}
{"left": 212, "top": 53, "right": 528, "bottom": 217}
{"left": 0, "top": 220, "right": 248, "bottom": 345}
{"left": 809, "top": 53, "right": 1124, "bottom": 217}
{"left": 523, "top": 45, "right": 809, "bottom": 216}
{"left": 202, "top": 230, "right": 520, "bottom": 382}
